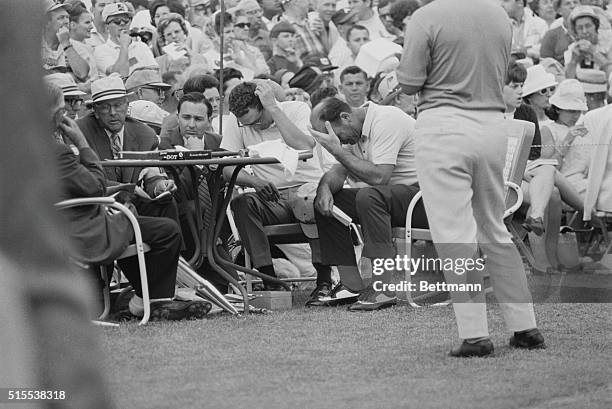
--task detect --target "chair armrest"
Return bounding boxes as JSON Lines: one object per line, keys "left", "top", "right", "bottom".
{"left": 503, "top": 181, "right": 523, "bottom": 219}
{"left": 405, "top": 191, "right": 424, "bottom": 237}
{"left": 55, "top": 196, "right": 151, "bottom": 325}
{"left": 55, "top": 197, "right": 116, "bottom": 209}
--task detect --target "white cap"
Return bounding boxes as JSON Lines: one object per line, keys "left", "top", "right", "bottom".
{"left": 128, "top": 100, "right": 169, "bottom": 127}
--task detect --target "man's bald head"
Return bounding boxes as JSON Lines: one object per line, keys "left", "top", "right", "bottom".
{"left": 310, "top": 97, "right": 362, "bottom": 144}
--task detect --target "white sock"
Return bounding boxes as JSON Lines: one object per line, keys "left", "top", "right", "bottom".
{"left": 128, "top": 295, "right": 144, "bottom": 317}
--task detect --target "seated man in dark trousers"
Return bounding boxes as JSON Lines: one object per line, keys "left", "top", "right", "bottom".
{"left": 221, "top": 81, "right": 332, "bottom": 291}
{"left": 309, "top": 97, "right": 428, "bottom": 311}
{"left": 48, "top": 83, "right": 210, "bottom": 320}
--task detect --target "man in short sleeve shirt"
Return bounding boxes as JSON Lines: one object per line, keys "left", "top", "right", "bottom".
{"left": 308, "top": 98, "right": 427, "bottom": 310}
{"left": 221, "top": 81, "right": 331, "bottom": 290}
{"left": 397, "top": 0, "right": 544, "bottom": 357}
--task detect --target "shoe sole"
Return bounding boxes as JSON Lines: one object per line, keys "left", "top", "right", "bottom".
{"left": 347, "top": 300, "right": 397, "bottom": 312}
{"left": 150, "top": 301, "right": 212, "bottom": 321}
{"left": 509, "top": 340, "right": 547, "bottom": 350}
{"left": 448, "top": 350, "right": 495, "bottom": 358}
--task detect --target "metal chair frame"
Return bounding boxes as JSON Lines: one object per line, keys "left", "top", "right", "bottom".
{"left": 55, "top": 197, "right": 152, "bottom": 325}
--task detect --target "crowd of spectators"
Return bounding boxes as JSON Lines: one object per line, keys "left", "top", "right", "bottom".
{"left": 42, "top": 0, "right": 612, "bottom": 323}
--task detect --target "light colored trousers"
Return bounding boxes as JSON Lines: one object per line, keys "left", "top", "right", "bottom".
{"left": 415, "top": 107, "right": 537, "bottom": 339}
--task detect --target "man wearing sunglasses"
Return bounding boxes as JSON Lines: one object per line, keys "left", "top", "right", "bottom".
{"left": 221, "top": 81, "right": 331, "bottom": 291}
{"left": 125, "top": 68, "right": 172, "bottom": 107}
{"left": 44, "top": 72, "right": 88, "bottom": 120}
{"left": 94, "top": 2, "right": 157, "bottom": 78}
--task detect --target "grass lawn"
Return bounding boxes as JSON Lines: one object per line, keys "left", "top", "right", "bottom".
{"left": 99, "top": 302, "right": 612, "bottom": 409}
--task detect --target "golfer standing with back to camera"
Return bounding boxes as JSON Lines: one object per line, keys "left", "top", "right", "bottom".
{"left": 397, "top": 0, "right": 546, "bottom": 357}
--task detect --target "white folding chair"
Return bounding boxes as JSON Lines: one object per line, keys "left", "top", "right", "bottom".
{"left": 55, "top": 197, "right": 151, "bottom": 325}
{"left": 394, "top": 119, "right": 535, "bottom": 307}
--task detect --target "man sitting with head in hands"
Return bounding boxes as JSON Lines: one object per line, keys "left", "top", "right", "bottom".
{"left": 221, "top": 80, "right": 332, "bottom": 291}
{"left": 308, "top": 97, "right": 427, "bottom": 310}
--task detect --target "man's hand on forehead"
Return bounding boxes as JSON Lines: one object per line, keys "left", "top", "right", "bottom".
{"left": 308, "top": 121, "right": 342, "bottom": 153}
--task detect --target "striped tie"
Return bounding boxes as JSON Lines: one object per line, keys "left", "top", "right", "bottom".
{"left": 111, "top": 133, "right": 122, "bottom": 181}
{"left": 111, "top": 133, "right": 122, "bottom": 159}
{"left": 198, "top": 171, "right": 213, "bottom": 231}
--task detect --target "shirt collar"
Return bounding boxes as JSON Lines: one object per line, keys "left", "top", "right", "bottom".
{"left": 105, "top": 126, "right": 125, "bottom": 144}
{"left": 360, "top": 102, "right": 376, "bottom": 142}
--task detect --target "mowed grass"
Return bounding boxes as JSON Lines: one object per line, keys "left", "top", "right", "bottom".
{"left": 99, "top": 303, "right": 612, "bottom": 409}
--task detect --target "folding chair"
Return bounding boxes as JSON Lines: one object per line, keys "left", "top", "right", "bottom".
{"left": 225, "top": 205, "right": 317, "bottom": 293}
{"left": 55, "top": 197, "right": 152, "bottom": 325}
{"left": 395, "top": 119, "right": 535, "bottom": 307}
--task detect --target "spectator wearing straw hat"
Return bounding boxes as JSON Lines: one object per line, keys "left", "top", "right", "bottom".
{"left": 77, "top": 74, "right": 180, "bottom": 224}
{"left": 125, "top": 68, "right": 172, "bottom": 106}
{"left": 44, "top": 73, "right": 88, "bottom": 119}
{"left": 94, "top": 2, "right": 158, "bottom": 77}
{"left": 42, "top": 0, "right": 90, "bottom": 81}
{"left": 564, "top": 5, "right": 612, "bottom": 78}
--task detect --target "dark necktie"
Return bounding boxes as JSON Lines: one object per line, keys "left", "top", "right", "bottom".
{"left": 111, "top": 133, "right": 122, "bottom": 158}
{"left": 197, "top": 170, "right": 213, "bottom": 231}
{"left": 111, "top": 133, "right": 122, "bottom": 181}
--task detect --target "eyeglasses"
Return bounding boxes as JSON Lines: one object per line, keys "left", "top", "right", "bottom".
{"left": 94, "top": 99, "right": 127, "bottom": 114}
{"left": 65, "top": 97, "right": 84, "bottom": 110}
{"left": 108, "top": 17, "right": 132, "bottom": 26}
{"left": 237, "top": 110, "right": 263, "bottom": 127}
{"left": 141, "top": 87, "right": 166, "bottom": 97}
{"left": 194, "top": 4, "right": 210, "bottom": 12}
{"left": 245, "top": 9, "right": 262, "bottom": 16}
{"left": 234, "top": 22, "right": 251, "bottom": 29}
{"left": 538, "top": 86, "right": 556, "bottom": 95}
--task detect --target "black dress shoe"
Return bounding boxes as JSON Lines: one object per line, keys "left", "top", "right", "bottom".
{"left": 305, "top": 283, "right": 332, "bottom": 306}
{"left": 449, "top": 338, "right": 494, "bottom": 357}
{"left": 509, "top": 328, "right": 546, "bottom": 349}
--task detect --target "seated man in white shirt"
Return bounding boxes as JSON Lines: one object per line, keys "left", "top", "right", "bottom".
{"left": 308, "top": 96, "right": 427, "bottom": 311}
{"left": 221, "top": 81, "right": 332, "bottom": 291}
{"left": 94, "top": 2, "right": 157, "bottom": 78}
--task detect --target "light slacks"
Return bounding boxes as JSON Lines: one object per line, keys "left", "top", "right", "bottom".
{"left": 415, "top": 107, "right": 537, "bottom": 339}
